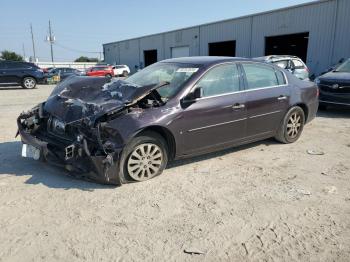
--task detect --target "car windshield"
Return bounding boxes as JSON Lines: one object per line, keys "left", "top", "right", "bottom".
{"left": 334, "top": 59, "right": 350, "bottom": 72}
{"left": 125, "top": 62, "right": 200, "bottom": 99}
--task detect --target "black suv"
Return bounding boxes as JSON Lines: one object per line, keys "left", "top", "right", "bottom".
{"left": 0, "top": 60, "right": 45, "bottom": 89}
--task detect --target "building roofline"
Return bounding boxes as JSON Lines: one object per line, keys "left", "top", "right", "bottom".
{"left": 103, "top": 0, "right": 330, "bottom": 46}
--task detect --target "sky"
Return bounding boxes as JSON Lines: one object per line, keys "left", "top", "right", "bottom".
{"left": 0, "top": 0, "right": 315, "bottom": 62}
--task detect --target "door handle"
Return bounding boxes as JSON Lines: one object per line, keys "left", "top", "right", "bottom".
{"left": 277, "top": 95, "right": 288, "bottom": 101}
{"left": 232, "top": 103, "right": 245, "bottom": 109}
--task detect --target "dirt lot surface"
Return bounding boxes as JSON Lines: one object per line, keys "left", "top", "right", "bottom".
{"left": 0, "top": 85, "right": 349, "bottom": 261}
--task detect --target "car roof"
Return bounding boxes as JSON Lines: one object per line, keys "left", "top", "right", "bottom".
{"left": 161, "top": 56, "right": 251, "bottom": 65}
{"left": 0, "top": 60, "right": 30, "bottom": 64}
{"left": 255, "top": 55, "right": 301, "bottom": 61}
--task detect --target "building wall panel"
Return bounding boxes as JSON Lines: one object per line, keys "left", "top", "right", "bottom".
{"left": 103, "top": 0, "right": 349, "bottom": 75}
{"left": 332, "top": 0, "right": 350, "bottom": 64}
{"left": 199, "top": 17, "right": 251, "bottom": 57}
{"left": 163, "top": 27, "right": 200, "bottom": 59}
{"left": 250, "top": 0, "right": 336, "bottom": 74}
{"left": 139, "top": 34, "right": 164, "bottom": 67}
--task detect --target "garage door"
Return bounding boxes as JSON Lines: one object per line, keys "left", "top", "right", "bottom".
{"left": 171, "top": 46, "right": 190, "bottom": 58}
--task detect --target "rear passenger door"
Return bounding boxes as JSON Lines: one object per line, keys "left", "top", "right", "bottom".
{"left": 3, "top": 62, "right": 22, "bottom": 83}
{"left": 240, "top": 62, "right": 290, "bottom": 138}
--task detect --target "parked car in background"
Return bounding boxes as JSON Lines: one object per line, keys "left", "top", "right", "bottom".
{"left": 319, "top": 58, "right": 346, "bottom": 76}
{"left": 45, "top": 67, "right": 83, "bottom": 81}
{"left": 112, "top": 65, "right": 130, "bottom": 77}
{"left": 17, "top": 57, "right": 318, "bottom": 185}
{"left": 255, "top": 55, "right": 310, "bottom": 81}
{"left": 316, "top": 58, "right": 350, "bottom": 109}
{"left": 0, "top": 60, "right": 45, "bottom": 89}
{"left": 86, "top": 66, "right": 114, "bottom": 78}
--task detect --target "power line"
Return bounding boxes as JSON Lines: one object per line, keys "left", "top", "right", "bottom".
{"left": 54, "top": 42, "right": 101, "bottom": 54}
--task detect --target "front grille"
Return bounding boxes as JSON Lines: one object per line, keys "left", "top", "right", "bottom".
{"left": 319, "top": 81, "right": 350, "bottom": 94}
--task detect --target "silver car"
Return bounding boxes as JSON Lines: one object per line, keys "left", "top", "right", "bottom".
{"left": 255, "top": 55, "right": 310, "bottom": 81}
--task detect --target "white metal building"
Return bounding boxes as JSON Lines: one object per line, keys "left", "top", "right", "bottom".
{"left": 103, "top": 0, "right": 350, "bottom": 75}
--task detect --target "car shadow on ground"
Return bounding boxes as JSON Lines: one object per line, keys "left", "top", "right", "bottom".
{"left": 0, "top": 141, "right": 110, "bottom": 190}
{"left": 168, "top": 139, "right": 278, "bottom": 169}
{"left": 317, "top": 106, "right": 350, "bottom": 119}
{"left": 0, "top": 139, "right": 278, "bottom": 190}
{"left": 0, "top": 86, "right": 26, "bottom": 90}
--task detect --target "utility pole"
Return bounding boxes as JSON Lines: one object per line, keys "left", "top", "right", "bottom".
{"left": 30, "top": 23, "right": 36, "bottom": 62}
{"left": 46, "top": 20, "right": 55, "bottom": 64}
{"left": 22, "top": 43, "right": 26, "bottom": 60}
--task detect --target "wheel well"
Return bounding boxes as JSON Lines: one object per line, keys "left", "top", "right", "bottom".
{"left": 22, "top": 75, "right": 37, "bottom": 82}
{"left": 295, "top": 103, "right": 309, "bottom": 121}
{"left": 136, "top": 126, "right": 176, "bottom": 160}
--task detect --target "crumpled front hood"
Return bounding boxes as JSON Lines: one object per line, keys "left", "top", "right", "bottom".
{"left": 44, "top": 76, "right": 157, "bottom": 124}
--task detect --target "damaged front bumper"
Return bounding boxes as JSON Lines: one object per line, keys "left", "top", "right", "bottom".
{"left": 17, "top": 106, "right": 123, "bottom": 186}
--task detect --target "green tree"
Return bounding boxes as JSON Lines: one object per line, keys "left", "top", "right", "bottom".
{"left": 1, "top": 50, "right": 24, "bottom": 61}
{"left": 74, "top": 56, "right": 99, "bottom": 62}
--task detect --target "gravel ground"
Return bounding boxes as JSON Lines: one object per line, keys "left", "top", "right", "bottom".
{"left": 0, "top": 85, "right": 349, "bottom": 262}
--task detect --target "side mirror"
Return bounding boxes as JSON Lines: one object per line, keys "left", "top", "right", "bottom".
{"left": 184, "top": 87, "right": 202, "bottom": 102}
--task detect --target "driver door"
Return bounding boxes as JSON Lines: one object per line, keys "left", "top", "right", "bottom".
{"left": 179, "top": 63, "right": 247, "bottom": 155}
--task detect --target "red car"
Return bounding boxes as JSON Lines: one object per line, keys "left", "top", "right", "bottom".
{"left": 86, "top": 66, "right": 114, "bottom": 78}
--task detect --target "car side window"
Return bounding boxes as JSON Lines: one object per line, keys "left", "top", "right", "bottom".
{"left": 6, "top": 63, "right": 20, "bottom": 69}
{"left": 242, "top": 63, "right": 279, "bottom": 90}
{"left": 273, "top": 60, "right": 289, "bottom": 70}
{"left": 196, "top": 64, "right": 240, "bottom": 97}
{"left": 275, "top": 69, "right": 286, "bottom": 85}
{"left": 292, "top": 59, "right": 305, "bottom": 69}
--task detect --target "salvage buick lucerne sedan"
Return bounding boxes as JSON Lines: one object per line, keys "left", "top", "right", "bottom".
{"left": 17, "top": 57, "right": 318, "bottom": 185}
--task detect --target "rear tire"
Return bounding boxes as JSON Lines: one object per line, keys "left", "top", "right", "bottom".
{"left": 275, "top": 106, "right": 305, "bottom": 144}
{"left": 22, "top": 77, "right": 37, "bottom": 89}
{"left": 119, "top": 132, "right": 168, "bottom": 183}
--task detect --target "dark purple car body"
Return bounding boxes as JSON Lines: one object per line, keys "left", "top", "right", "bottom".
{"left": 17, "top": 57, "right": 318, "bottom": 185}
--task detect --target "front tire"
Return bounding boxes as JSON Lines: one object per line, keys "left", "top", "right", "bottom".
{"left": 122, "top": 70, "right": 128, "bottom": 77}
{"left": 22, "top": 77, "right": 37, "bottom": 89}
{"left": 120, "top": 132, "right": 168, "bottom": 182}
{"left": 105, "top": 74, "right": 112, "bottom": 79}
{"left": 275, "top": 106, "right": 305, "bottom": 144}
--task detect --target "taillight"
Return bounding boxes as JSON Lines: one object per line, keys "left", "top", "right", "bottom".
{"left": 316, "top": 88, "right": 319, "bottom": 97}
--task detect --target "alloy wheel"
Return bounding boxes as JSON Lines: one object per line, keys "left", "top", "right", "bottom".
{"left": 286, "top": 112, "right": 302, "bottom": 138}
{"left": 24, "top": 78, "right": 36, "bottom": 88}
{"left": 127, "top": 143, "right": 163, "bottom": 181}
